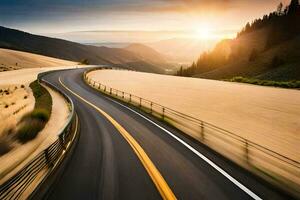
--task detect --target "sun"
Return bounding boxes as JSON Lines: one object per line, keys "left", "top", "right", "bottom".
{"left": 196, "top": 24, "right": 213, "bottom": 39}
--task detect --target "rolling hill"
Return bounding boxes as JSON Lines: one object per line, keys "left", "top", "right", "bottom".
{"left": 123, "top": 43, "right": 176, "bottom": 73}
{"left": 0, "top": 26, "right": 166, "bottom": 73}
{"left": 124, "top": 43, "right": 166, "bottom": 64}
{"left": 0, "top": 48, "right": 75, "bottom": 72}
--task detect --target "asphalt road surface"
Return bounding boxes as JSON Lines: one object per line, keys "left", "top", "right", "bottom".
{"left": 41, "top": 68, "right": 292, "bottom": 200}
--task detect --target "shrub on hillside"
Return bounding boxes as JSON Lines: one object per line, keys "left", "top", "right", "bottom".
{"left": 21, "top": 109, "right": 50, "bottom": 123}
{"left": 16, "top": 119, "right": 45, "bottom": 143}
{"left": 15, "top": 81, "right": 52, "bottom": 143}
{"left": 0, "top": 138, "right": 12, "bottom": 155}
{"left": 227, "top": 76, "right": 300, "bottom": 88}
{"left": 79, "top": 59, "right": 89, "bottom": 65}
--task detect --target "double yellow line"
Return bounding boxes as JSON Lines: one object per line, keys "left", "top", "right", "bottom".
{"left": 59, "top": 77, "right": 176, "bottom": 200}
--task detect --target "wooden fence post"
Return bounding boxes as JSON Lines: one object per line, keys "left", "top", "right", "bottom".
{"left": 200, "top": 121, "right": 205, "bottom": 141}
{"left": 245, "top": 140, "right": 249, "bottom": 164}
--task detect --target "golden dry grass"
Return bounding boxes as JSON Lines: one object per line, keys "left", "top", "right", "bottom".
{"left": 0, "top": 66, "right": 71, "bottom": 183}
{"left": 0, "top": 48, "right": 76, "bottom": 71}
{"left": 0, "top": 84, "right": 34, "bottom": 138}
{"left": 0, "top": 84, "right": 69, "bottom": 183}
{"left": 0, "top": 66, "right": 76, "bottom": 138}
{"left": 88, "top": 69, "right": 300, "bottom": 162}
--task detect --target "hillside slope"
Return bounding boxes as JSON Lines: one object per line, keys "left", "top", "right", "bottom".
{"left": 124, "top": 43, "right": 166, "bottom": 63}
{"left": 0, "top": 48, "right": 75, "bottom": 72}
{"left": 88, "top": 69, "right": 300, "bottom": 162}
{"left": 197, "top": 30, "right": 300, "bottom": 81}
{"left": 124, "top": 43, "right": 176, "bottom": 73}
{"left": 181, "top": 2, "right": 300, "bottom": 82}
{"left": 0, "top": 26, "right": 164, "bottom": 73}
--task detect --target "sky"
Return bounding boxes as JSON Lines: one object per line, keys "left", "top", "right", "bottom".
{"left": 0, "top": 0, "right": 290, "bottom": 43}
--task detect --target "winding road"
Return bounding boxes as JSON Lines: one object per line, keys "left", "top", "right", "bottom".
{"left": 40, "top": 68, "right": 292, "bottom": 200}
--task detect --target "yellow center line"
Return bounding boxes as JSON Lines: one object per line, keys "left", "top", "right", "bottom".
{"left": 58, "top": 77, "right": 176, "bottom": 200}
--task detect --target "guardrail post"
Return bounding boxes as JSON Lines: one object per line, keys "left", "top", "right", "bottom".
{"left": 44, "top": 148, "right": 50, "bottom": 165}
{"left": 44, "top": 148, "right": 53, "bottom": 167}
{"left": 139, "top": 98, "right": 142, "bottom": 107}
{"left": 129, "top": 94, "right": 132, "bottom": 102}
{"left": 150, "top": 102, "right": 153, "bottom": 114}
{"left": 104, "top": 86, "right": 106, "bottom": 92}
{"left": 93, "top": 81, "right": 95, "bottom": 87}
{"left": 162, "top": 107, "right": 165, "bottom": 120}
{"left": 245, "top": 140, "right": 249, "bottom": 164}
{"left": 110, "top": 88, "right": 112, "bottom": 95}
{"left": 200, "top": 121, "right": 205, "bottom": 141}
{"left": 98, "top": 83, "right": 100, "bottom": 90}
{"left": 59, "top": 134, "right": 66, "bottom": 150}
{"left": 122, "top": 92, "right": 124, "bottom": 99}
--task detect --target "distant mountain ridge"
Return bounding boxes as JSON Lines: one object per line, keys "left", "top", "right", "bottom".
{"left": 179, "top": 0, "right": 300, "bottom": 82}
{"left": 124, "top": 43, "right": 166, "bottom": 64}
{"left": 0, "top": 26, "right": 166, "bottom": 73}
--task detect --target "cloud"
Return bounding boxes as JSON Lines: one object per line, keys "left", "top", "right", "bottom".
{"left": 104, "top": 0, "right": 233, "bottom": 14}
{"left": 0, "top": 0, "right": 283, "bottom": 34}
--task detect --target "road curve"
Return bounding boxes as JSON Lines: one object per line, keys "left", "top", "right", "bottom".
{"left": 41, "top": 68, "right": 292, "bottom": 200}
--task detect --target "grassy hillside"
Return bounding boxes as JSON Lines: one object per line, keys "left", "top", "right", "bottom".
{"left": 179, "top": 1, "right": 300, "bottom": 84}
{"left": 88, "top": 69, "right": 300, "bottom": 162}
{"left": 0, "top": 26, "right": 166, "bottom": 73}
{"left": 124, "top": 43, "right": 166, "bottom": 64}
{"left": 197, "top": 34, "right": 300, "bottom": 80}
{"left": 124, "top": 43, "right": 176, "bottom": 73}
{"left": 0, "top": 48, "right": 75, "bottom": 72}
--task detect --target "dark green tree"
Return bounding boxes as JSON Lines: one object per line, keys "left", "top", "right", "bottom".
{"left": 177, "top": 66, "right": 183, "bottom": 76}
{"left": 288, "top": 0, "right": 300, "bottom": 14}
{"left": 277, "top": 2, "right": 283, "bottom": 15}
{"left": 80, "top": 59, "right": 89, "bottom": 65}
{"left": 271, "top": 56, "right": 284, "bottom": 68}
{"left": 249, "top": 49, "right": 258, "bottom": 62}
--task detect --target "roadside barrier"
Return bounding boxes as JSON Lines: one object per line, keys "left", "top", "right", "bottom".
{"left": 84, "top": 67, "right": 300, "bottom": 198}
{"left": 0, "top": 72, "right": 78, "bottom": 200}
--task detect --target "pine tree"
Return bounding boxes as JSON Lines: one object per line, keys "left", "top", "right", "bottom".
{"left": 288, "top": 0, "right": 299, "bottom": 14}
{"left": 277, "top": 2, "right": 283, "bottom": 15}
{"left": 249, "top": 49, "right": 258, "bottom": 62}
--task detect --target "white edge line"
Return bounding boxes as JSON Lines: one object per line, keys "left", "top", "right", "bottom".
{"left": 104, "top": 96, "right": 262, "bottom": 200}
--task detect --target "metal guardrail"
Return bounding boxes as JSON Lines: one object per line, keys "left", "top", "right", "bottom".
{"left": 84, "top": 68, "right": 300, "bottom": 198}
{"left": 0, "top": 72, "right": 77, "bottom": 199}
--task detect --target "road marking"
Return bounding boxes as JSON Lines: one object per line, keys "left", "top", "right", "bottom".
{"left": 102, "top": 93, "right": 263, "bottom": 200}
{"left": 58, "top": 77, "right": 176, "bottom": 200}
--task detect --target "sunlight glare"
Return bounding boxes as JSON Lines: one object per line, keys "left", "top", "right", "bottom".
{"left": 196, "top": 23, "right": 213, "bottom": 39}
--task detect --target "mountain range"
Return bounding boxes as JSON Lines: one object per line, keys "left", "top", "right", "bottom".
{"left": 0, "top": 26, "right": 170, "bottom": 74}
